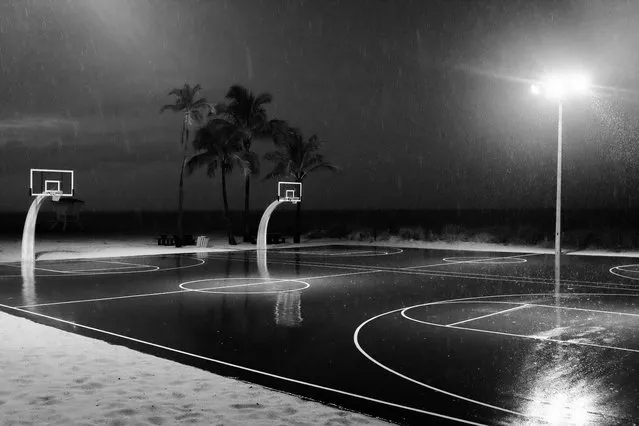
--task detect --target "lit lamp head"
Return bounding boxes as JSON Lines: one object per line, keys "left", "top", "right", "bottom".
{"left": 531, "top": 73, "right": 591, "bottom": 101}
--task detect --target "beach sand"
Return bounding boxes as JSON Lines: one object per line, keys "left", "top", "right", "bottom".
{"left": 1, "top": 309, "right": 392, "bottom": 425}
{"left": 1, "top": 235, "right": 395, "bottom": 425}
{"left": 1, "top": 234, "right": 638, "bottom": 425}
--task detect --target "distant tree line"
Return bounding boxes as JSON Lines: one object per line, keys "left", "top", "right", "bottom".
{"left": 160, "top": 83, "right": 339, "bottom": 245}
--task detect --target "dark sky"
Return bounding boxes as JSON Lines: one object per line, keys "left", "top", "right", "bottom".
{"left": 2, "top": 0, "right": 639, "bottom": 212}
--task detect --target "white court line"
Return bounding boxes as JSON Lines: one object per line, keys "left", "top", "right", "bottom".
{"left": 4, "top": 259, "right": 152, "bottom": 274}
{"left": 206, "top": 253, "right": 376, "bottom": 272}
{"left": 333, "top": 261, "right": 639, "bottom": 292}
{"left": 41, "top": 258, "right": 165, "bottom": 273}
{"left": 181, "top": 279, "right": 311, "bottom": 295}
{"left": 403, "top": 252, "right": 540, "bottom": 269}
{"left": 180, "top": 269, "right": 381, "bottom": 292}
{"left": 408, "top": 305, "right": 639, "bottom": 353}
{"left": 245, "top": 256, "right": 639, "bottom": 293}
{"left": 444, "top": 325, "right": 639, "bottom": 354}
{"left": 522, "top": 303, "right": 639, "bottom": 319}
{"left": 0, "top": 262, "right": 133, "bottom": 273}
{"left": 18, "top": 269, "right": 383, "bottom": 308}
{"left": 402, "top": 298, "right": 639, "bottom": 354}
{"left": 88, "top": 259, "right": 162, "bottom": 268}
{"left": 610, "top": 264, "right": 639, "bottom": 281}
{"left": 64, "top": 266, "right": 150, "bottom": 273}
{"left": 2, "top": 263, "right": 24, "bottom": 269}
{"left": 439, "top": 300, "right": 639, "bottom": 329}
{"left": 354, "top": 292, "right": 639, "bottom": 422}
{"left": 405, "top": 267, "right": 639, "bottom": 290}
{"left": 354, "top": 310, "right": 529, "bottom": 419}
{"left": 206, "top": 253, "right": 639, "bottom": 293}
{"left": 0, "top": 303, "right": 486, "bottom": 426}
{"left": 45, "top": 265, "right": 160, "bottom": 274}
{"left": 432, "top": 299, "right": 639, "bottom": 319}
{"left": 18, "top": 289, "right": 189, "bottom": 308}
{"left": 0, "top": 256, "right": 205, "bottom": 278}
{"left": 270, "top": 248, "right": 404, "bottom": 257}
{"left": 446, "top": 304, "right": 530, "bottom": 326}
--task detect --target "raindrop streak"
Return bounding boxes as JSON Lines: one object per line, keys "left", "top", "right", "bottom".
{"left": 245, "top": 44, "right": 253, "bottom": 81}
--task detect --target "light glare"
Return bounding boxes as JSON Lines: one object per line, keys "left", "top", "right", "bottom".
{"left": 531, "top": 72, "right": 592, "bottom": 100}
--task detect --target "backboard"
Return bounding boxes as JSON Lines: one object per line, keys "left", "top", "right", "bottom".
{"left": 278, "top": 181, "right": 302, "bottom": 203}
{"left": 30, "top": 169, "right": 74, "bottom": 197}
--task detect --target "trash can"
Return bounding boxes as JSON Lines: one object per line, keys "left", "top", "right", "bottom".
{"left": 196, "top": 236, "right": 209, "bottom": 248}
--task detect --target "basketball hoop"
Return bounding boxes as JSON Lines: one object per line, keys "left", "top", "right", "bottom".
{"left": 278, "top": 182, "right": 302, "bottom": 204}
{"left": 48, "top": 191, "right": 63, "bottom": 202}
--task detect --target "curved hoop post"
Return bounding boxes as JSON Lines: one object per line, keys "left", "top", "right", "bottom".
{"left": 22, "top": 194, "right": 49, "bottom": 263}
{"left": 257, "top": 198, "right": 293, "bottom": 278}
{"left": 257, "top": 199, "right": 288, "bottom": 252}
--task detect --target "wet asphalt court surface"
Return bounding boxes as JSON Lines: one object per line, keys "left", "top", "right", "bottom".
{"left": 1, "top": 245, "right": 639, "bottom": 425}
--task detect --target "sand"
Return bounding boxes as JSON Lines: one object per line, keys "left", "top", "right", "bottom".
{"left": 2, "top": 233, "right": 638, "bottom": 425}
{"left": 0, "top": 310, "right": 391, "bottom": 425}
{"left": 0, "top": 235, "right": 393, "bottom": 425}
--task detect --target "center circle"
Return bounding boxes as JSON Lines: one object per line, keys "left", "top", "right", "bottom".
{"left": 443, "top": 256, "right": 527, "bottom": 264}
{"left": 270, "top": 247, "right": 403, "bottom": 257}
{"left": 610, "top": 264, "right": 639, "bottom": 281}
{"left": 179, "top": 277, "right": 310, "bottom": 294}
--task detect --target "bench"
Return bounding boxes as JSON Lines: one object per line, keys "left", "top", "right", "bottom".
{"left": 267, "top": 233, "right": 286, "bottom": 244}
{"left": 157, "top": 234, "right": 174, "bottom": 246}
{"left": 156, "top": 234, "right": 196, "bottom": 246}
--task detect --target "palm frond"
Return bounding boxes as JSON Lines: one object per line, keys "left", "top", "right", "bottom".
{"left": 213, "top": 102, "right": 228, "bottom": 114}
{"left": 254, "top": 92, "right": 273, "bottom": 107}
{"left": 191, "top": 119, "right": 235, "bottom": 152}
{"left": 241, "top": 150, "right": 260, "bottom": 175}
{"left": 269, "top": 119, "right": 289, "bottom": 141}
{"left": 188, "top": 109, "right": 203, "bottom": 124}
{"left": 262, "top": 163, "right": 291, "bottom": 181}
{"left": 206, "top": 162, "right": 217, "bottom": 178}
{"left": 263, "top": 150, "right": 288, "bottom": 163}
{"left": 301, "top": 151, "right": 324, "bottom": 168}
{"left": 190, "top": 97, "right": 209, "bottom": 110}
{"left": 306, "top": 134, "right": 322, "bottom": 151}
{"left": 300, "top": 163, "right": 340, "bottom": 180}
{"left": 252, "top": 118, "right": 273, "bottom": 139}
{"left": 226, "top": 85, "right": 250, "bottom": 103}
{"left": 270, "top": 122, "right": 295, "bottom": 146}
{"left": 222, "top": 152, "right": 238, "bottom": 174}
{"left": 160, "top": 103, "right": 182, "bottom": 113}
{"left": 185, "top": 151, "right": 218, "bottom": 176}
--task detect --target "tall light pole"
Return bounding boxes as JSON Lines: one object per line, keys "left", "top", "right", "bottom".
{"left": 555, "top": 100, "right": 563, "bottom": 284}
{"left": 531, "top": 73, "right": 591, "bottom": 289}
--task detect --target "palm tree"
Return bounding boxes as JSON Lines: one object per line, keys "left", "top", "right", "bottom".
{"left": 185, "top": 119, "right": 258, "bottom": 245}
{"left": 214, "top": 85, "right": 273, "bottom": 242}
{"left": 264, "top": 125, "right": 340, "bottom": 243}
{"left": 160, "top": 83, "right": 208, "bottom": 246}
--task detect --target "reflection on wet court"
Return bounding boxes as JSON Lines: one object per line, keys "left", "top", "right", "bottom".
{"left": 1, "top": 245, "right": 639, "bottom": 425}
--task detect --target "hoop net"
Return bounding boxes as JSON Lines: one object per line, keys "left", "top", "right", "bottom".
{"left": 48, "top": 191, "right": 63, "bottom": 202}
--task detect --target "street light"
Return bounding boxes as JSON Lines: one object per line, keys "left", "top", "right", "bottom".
{"left": 531, "top": 72, "right": 591, "bottom": 286}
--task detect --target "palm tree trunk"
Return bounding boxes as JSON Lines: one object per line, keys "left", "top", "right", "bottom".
{"left": 177, "top": 159, "right": 185, "bottom": 247}
{"left": 242, "top": 174, "right": 251, "bottom": 242}
{"left": 294, "top": 201, "right": 302, "bottom": 243}
{"left": 221, "top": 168, "right": 236, "bottom": 245}
{"left": 176, "top": 123, "right": 187, "bottom": 247}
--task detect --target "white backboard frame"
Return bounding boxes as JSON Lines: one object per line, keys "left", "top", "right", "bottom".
{"left": 277, "top": 181, "right": 302, "bottom": 203}
{"left": 30, "top": 168, "right": 74, "bottom": 197}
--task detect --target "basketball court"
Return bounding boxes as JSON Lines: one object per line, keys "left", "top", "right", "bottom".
{"left": 1, "top": 246, "right": 639, "bottom": 425}
{"left": 5, "top": 170, "right": 639, "bottom": 424}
